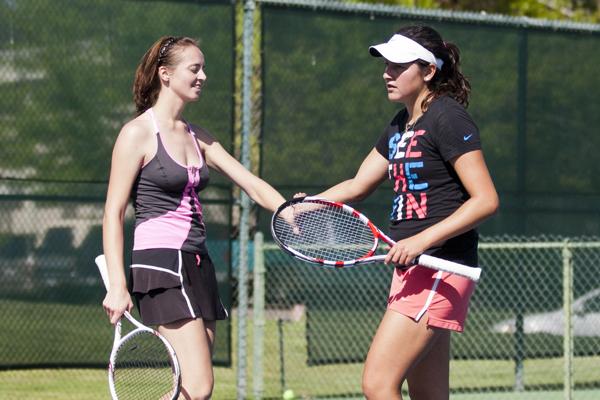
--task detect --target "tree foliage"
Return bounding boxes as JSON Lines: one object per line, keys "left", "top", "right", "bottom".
{"left": 347, "top": 0, "right": 600, "bottom": 22}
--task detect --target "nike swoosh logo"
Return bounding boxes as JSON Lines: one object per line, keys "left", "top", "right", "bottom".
{"left": 463, "top": 134, "right": 473, "bottom": 141}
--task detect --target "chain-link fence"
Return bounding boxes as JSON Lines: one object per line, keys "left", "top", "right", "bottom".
{"left": 0, "top": 0, "right": 235, "bottom": 397}
{"left": 3, "top": 0, "right": 600, "bottom": 399}
{"left": 256, "top": 0, "right": 600, "bottom": 237}
{"left": 251, "top": 233, "right": 600, "bottom": 399}
{"left": 0, "top": 197, "right": 232, "bottom": 365}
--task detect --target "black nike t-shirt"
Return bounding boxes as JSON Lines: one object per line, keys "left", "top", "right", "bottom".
{"left": 374, "top": 95, "right": 481, "bottom": 266}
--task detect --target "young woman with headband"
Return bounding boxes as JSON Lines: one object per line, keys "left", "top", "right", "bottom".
{"left": 314, "top": 25, "right": 499, "bottom": 399}
{"left": 101, "top": 36, "right": 287, "bottom": 399}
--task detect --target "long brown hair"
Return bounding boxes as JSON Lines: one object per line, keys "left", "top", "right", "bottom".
{"left": 396, "top": 25, "right": 471, "bottom": 110}
{"left": 132, "top": 36, "right": 199, "bottom": 115}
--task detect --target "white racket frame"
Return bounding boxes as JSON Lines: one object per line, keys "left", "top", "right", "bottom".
{"left": 95, "top": 254, "right": 181, "bottom": 400}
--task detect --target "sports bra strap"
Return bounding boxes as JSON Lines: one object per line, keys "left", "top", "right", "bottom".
{"left": 147, "top": 108, "right": 160, "bottom": 134}
{"left": 184, "top": 120, "right": 204, "bottom": 167}
{"left": 147, "top": 108, "right": 204, "bottom": 167}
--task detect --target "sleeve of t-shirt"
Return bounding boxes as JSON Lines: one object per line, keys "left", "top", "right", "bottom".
{"left": 375, "top": 130, "right": 390, "bottom": 159}
{"left": 432, "top": 101, "right": 481, "bottom": 162}
{"left": 374, "top": 110, "right": 406, "bottom": 159}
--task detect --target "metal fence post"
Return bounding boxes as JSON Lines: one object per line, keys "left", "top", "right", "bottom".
{"left": 562, "top": 240, "right": 573, "bottom": 400}
{"left": 514, "top": 294, "right": 525, "bottom": 392}
{"left": 515, "top": 28, "right": 528, "bottom": 235}
{"left": 278, "top": 318, "right": 287, "bottom": 395}
{"left": 238, "top": 0, "right": 256, "bottom": 398}
{"left": 252, "top": 232, "right": 265, "bottom": 399}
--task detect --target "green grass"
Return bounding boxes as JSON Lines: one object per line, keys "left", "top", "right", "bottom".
{"left": 0, "top": 369, "right": 107, "bottom": 399}
{"left": 1, "top": 300, "right": 600, "bottom": 399}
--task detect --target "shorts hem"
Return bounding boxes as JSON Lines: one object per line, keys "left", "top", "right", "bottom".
{"left": 386, "top": 307, "right": 419, "bottom": 324}
{"left": 426, "top": 315, "right": 464, "bottom": 332}
{"left": 386, "top": 306, "right": 465, "bottom": 333}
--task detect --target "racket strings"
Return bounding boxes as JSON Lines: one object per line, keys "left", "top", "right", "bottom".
{"left": 113, "top": 331, "right": 177, "bottom": 400}
{"left": 274, "top": 202, "right": 376, "bottom": 261}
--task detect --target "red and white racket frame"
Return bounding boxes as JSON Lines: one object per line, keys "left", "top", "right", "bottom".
{"left": 272, "top": 196, "right": 481, "bottom": 282}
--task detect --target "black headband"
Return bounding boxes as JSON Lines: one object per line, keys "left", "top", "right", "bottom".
{"left": 158, "top": 37, "right": 178, "bottom": 64}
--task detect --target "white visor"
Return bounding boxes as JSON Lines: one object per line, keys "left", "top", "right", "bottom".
{"left": 369, "top": 34, "right": 444, "bottom": 70}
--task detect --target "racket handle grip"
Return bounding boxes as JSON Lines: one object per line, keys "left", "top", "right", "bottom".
{"left": 417, "top": 254, "right": 481, "bottom": 282}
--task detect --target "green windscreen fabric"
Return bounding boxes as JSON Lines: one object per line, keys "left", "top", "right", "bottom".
{"left": 260, "top": 5, "right": 600, "bottom": 365}
{"left": 0, "top": 0, "right": 234, "bottom": 368}
{"left": 260, "top": 6, "right": 600, "bottom": 237}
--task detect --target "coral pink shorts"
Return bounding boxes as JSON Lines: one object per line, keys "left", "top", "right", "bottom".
{"left": 387, "top": 264, "right": 476, "bottom": 332}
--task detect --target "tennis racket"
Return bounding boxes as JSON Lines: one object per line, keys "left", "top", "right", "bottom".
{"left": 95, "top": 254, "right": 181, "bottom": 400}
{"left": 271, "top": 196, "right": 481, "bottom": 282}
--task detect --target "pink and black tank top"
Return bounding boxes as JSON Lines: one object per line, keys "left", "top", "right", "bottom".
{"left": 131, "top": 108, "right": 209, "bottom": 254}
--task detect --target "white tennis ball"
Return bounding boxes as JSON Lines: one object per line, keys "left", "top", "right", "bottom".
{"left": 282, "top": 389, "right": 295, "bottom": 400}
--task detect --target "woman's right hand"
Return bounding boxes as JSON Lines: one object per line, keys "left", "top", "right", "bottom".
{"left": 102, "top": 287, "right": 133, "bottom": 325}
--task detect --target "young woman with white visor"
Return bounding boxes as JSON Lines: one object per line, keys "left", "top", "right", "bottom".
{"left": 314, "top": 25, "right": 499, "bottom": 399}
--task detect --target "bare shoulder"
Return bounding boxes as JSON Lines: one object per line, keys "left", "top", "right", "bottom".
{"left": 110, "top": 114, "right": 156, "bottom": 163}
{"left": 119, "top": 115, "right": 154, "bottom": 143}
{"left": 188, "top": 123, "right": 219, "bottom": 149}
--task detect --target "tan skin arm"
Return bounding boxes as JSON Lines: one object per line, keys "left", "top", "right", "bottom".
{"left": 102, "top": 121, "right": 152, "bottom": 324}
{"left": 314, "top": 147, "right": 498, "bottom": 266}
{"left": 193, "top": 127, "right": 286, "bottom": 213}
{"left": 316, "top": 148, "right": 389, "bottom": 203}
{"left": 385, "top": 149, "right": 499, "bottom": 265}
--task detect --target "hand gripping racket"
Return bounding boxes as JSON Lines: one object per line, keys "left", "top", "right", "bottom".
{"left": 95, "top": 254, "right": 181, "bottom": 400}
{"left": 271, "top": 197, "right": 481, "bottom": 282}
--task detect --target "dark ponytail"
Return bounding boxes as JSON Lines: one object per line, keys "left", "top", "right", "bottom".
{"left": 132, "top": 36, "right": 199, "bottom": 115}
{"left": 396, "top": 25, "right": 471, "bottom": 110}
